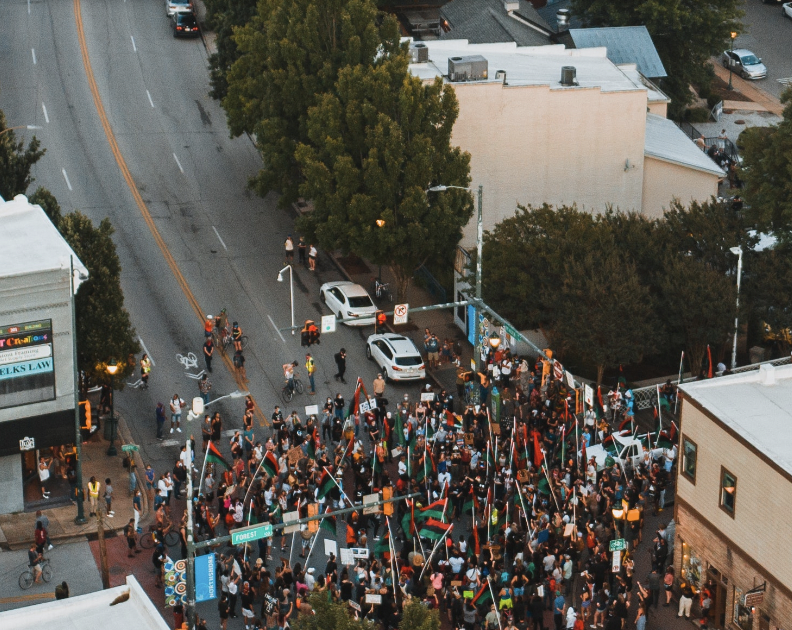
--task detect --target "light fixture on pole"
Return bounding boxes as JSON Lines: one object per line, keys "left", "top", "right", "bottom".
{"left": 105, "top": 359, "right": 119, "bottom": 456}
{"left": 728, "top": 31, "right": 738, "bottom": 91}
{"left": 427, "top": 183, "right": 484, "bottom": 371}
{"left": 0, "top": 124, "right": 42, "bottom": 136}
{"left": 375, "top": 219, "right": 386, "bottom": 282}
{"left": 729, "top": 246, "right": 743, "bottom": 369}
{"left": 612, "top": 506, "right": 626, "bottom": 539}
{"left": 488, "top": 331, "right": 501, "bottom": 350}
{"left": 277, "top": 265, "right": 295, "bottom": 334}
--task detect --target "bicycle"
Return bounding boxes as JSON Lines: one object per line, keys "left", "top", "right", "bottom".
{"left": 140, "top": 524, "right": 179, "bottom": 549}
{"left": 19, "top": 558, "right": 52, "bottom": 589}
{"left": 212, "top": 310, "right": 249, "bottom": 353}
{"left": 281, "top": 376, "right": 305, "bottom": 403}
{"left": 372, "top": 278, "right": 393, "bottom": 303}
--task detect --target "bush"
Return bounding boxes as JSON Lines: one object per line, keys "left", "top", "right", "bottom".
{"left": 684, "top": 107, "right": 712, "bottom": 123}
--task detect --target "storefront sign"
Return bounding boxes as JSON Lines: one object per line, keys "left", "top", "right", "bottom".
{"left": 744, "top": 591, "right": 764, "bottom": 607}
{"left": 19, "top": 437, "right": 35, "bottom": 451}
{"left": 0, "top": 319, "right": 55, "bottom": 410}
{"left": 164, "top": 558, "right": 187, "bottom": 607}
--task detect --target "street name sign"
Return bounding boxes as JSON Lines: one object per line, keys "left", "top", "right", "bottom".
{"left": 609, "top": 538, "right": 627, "bottom": 552}
{"left": 231, "top": 523, "right": 273, "bottom": 546}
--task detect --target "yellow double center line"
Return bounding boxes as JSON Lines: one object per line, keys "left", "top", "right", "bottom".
{"left": 73, "top": 0, "right": 266, "bottom": 426}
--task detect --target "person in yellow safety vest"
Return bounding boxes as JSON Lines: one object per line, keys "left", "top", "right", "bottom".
{"left": 305, "top": 353, "right": 316, "bottom": 395}
{"left": 87, "top": 476, "right": 101, "bottom": 517}
{"left": 140, "top": 354, "right": 151, "bottom": 390}
{"left": 491, "top": 507, "right": 499, "bottom": 526}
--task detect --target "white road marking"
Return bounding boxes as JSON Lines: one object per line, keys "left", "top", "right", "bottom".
{"left": 186, "top": 370, "right": 206, "bottom": 380}
{"left": 146, "top": 90, "right": 155, "bottom": 108}
{"left": 177, "top": 352, "right": 198, "bottom": 369}
{"left": 61, "top": 169, "right": 72, "bottom": 191}
{"left": 160, "top": 439, "right": 179, "bottom": 447}
{"left": 211, "top": 226, "right": 227, "bottom": 251}
{"left": 138, "top": 336, "right": 155, "bottom": 366}
{"left": 173, "top": 152, "right": 184, "bottom": 173}
{"left": 130, "top": 36, "right": 137, "bottom": 52}
{"left": 778, "top": 77, "right": 792, "bottom": 85}
{"left": 28, "top": 0, "right": 30, "bottom": 14}
{"left": 42, "top": 103, "right": 49, "bottom": 124}
{"left": 267, "top": 314, "right": 286, "bottom": 343}
{"left": 31, "top": 49, "right": 36, "bottom": 65}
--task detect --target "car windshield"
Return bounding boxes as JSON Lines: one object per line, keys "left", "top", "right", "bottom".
{"left": 179, "top": 14, "right": 196, "bottom": 24}
{"left": 348, "top": 296, "right": 374, "bottom": 308}
{"left": 395, "top": 355, "right": 423, "bottom": 367}
{"left": 740, "top": 54, "right": 760, "bottom": 65}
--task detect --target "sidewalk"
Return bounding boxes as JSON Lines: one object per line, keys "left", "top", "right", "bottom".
{"left": 711, "top": 60, "right": 784, "bottom": 116}
{"left": 0, "top": 414, "right": 150, "bottom": 551}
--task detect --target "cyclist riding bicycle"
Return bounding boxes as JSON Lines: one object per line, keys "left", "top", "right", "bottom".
{"left": 283, "top": 361, "right": 298, "bottom": 394}
{"left": 232, "top": 322, "right": 243, "bottom": 352}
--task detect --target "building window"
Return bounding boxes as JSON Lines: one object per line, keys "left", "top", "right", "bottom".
{"left": 733, "top": 586, "right": 753, "bottom": 630}
{"left": 682, "top": 436, "right": 697, "bottom": 483}
{"left": 720, "top": 467, "right": 737, "bottom": 516}
{"left": 680, "top": 540, "right": 702, "bottom": 591}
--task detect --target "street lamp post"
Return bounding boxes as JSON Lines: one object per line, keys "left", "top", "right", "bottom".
{"left": 0, "top": 124, "right": 42, "bottom": 136}
{"left": 428, "top": 184, "right": 484, "bottom": 370}
{"left": 277, "top": 265, "right": 295, "bottom": 334}
{"left": 612, "top": 506, "right": 626, "bottom": 540}
{"left": 729, "top": 246, "right": 743, "bottom": 369}
{"left": 70, "top": 258, "right": 87, "bottom": 524}
{"left": 375, "top": 219, "right": 386, "bottom": 282}
{"left": 728, "top": 31, "right": 738, "bottom": 91}
{"left": 105, "top": 359, "right": 118, "bottom": 456}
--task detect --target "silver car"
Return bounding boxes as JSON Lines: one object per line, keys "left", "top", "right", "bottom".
{"left": 165, "top": 0, "right": 192, "bottom": 16}
{"left": 721, "top": 49, "right": 767, "bottom": 80}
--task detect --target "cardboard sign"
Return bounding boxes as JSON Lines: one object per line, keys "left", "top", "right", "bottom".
{"left": 325, "top": 539, "right": 338, "bottom": 556}
{"left": 451, "top": 581, "right": 463, "bottom": 587}
{"left": 283, "top": 510, "right": 301, "bottom": 534}
{"left": 340, "top": 548, "right": 355, "bottom": 565}
{"left": 463, "top": 591, "right": 474, "bottom": 599}
{"left": 517, "top": 469, "right": 530, "bottom": 483}
{"left": 464, "top": 433, "right": 474, "bottom": 445}
{"left": 287, "top": 446, "right": 304, "bottom": 466}
{"left": 421, "top": 393, "right": 435, "bottom": 402}
{"left": 351, "top": 547, "right": 370, "bottom": 558}
{"left": 491, "top": 423, "right": 501, "bottom": 435}
{"left": 349, "top": 601, "right": 361, "bottom": 611}
{"left": 264, "top": 594, "right": 278, "bottom": 615}
{"left": 305, "top": 404, "right": 319, "bottom": 416}
{"left": 365, "top": 593, "right": 382, "bottom": 604}
{"left": 362, "top": 493, "right": 380, "bottom": 515}
{"left": 359, "top": 400, "right": 371, "bottom": 413}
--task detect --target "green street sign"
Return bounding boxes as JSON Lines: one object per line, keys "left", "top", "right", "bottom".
{"left": 231, "top": 523, "right": 273, "bottom": 546}
{"left": 121, "top": 444, "right": 140, "bottom": 452}
{"left": 609, "top": 538, "right": 627, "bottom": 552}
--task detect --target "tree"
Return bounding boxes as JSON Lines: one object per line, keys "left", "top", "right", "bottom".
{"left": 660, "top": 255, "right": 736, "bottom": 377}
{"left": 223, "top": 0, "right": 402, "bottom": 206}
{"left": 746, "top": 243, "right": 792, "bottom": 355}
{"left": 400, "top": 601, "right": 441, "bottom": 630}
{"left": 0, "top": 110, "right": 45, "bottom": 201}
{"left": 29, "top": 186, "right": 62, "bottom": 227}
{"left": 204, "top": 0, "right": 259, "bottom": 101}
{"left": 58, "top": 212, "right": 140, "bottom": 384}
{"left": 551, "top": 248, "right": 659, "bottom": 385}
{"left": 295, "top": 60, "right": 472, "bottom": 301}
{"left": 290, "top": 594, "right": 370, "bottom": 630}
{"left": 570, "top": 0, "right": 742, "bottom": 118}
{"left": 738, "top": 88, "right": 792, "bottom": 235}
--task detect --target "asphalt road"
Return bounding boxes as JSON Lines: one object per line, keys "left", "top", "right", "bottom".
{"left": 734, "top": 0, "right": 792, "bottom": 98}
{"left": 0, "top": 0, "right": 427, "bottom": 618}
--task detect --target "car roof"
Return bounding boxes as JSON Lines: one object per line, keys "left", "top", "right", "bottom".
{"left": 732, "top": 49, "right": 757, "bottom": 57}
{"left": 382, "top": 335, "right": 421, "bottom": 355}
{"left": 322, "top": 281, "right": 369, "bottom": 297}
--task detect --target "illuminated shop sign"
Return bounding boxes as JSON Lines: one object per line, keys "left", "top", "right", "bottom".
{"left": 0, "top": 320, "right": 55, "bottom": 410}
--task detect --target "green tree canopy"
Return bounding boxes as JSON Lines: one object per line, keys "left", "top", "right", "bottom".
{"left": 570, "top": 0, "right": 742, "bottom": 118}
{"left": 738, "top": 88, "right": 792, "bottom": 235}
{"left": 0, "top": 110, "right": 45, "bottom": 201}
{"left": 295, "top": 61, "right": 472, "bottom": 301}
{"left": 58, "top": 212, "right": 140, "bottom": 384}
{"left": 204, "top": 0, "right": 259, "bottom": 101}
{"left": 223, "top": 0, "right": 402, "bottom": 205}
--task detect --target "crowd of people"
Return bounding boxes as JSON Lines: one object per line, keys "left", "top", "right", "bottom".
{"left": 134, "top": 342, "right": 682, "bottom": 630}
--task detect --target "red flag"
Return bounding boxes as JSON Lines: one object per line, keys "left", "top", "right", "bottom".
{"left": 597, "top": 386, "right": 604, "bottom": 409}
{"left": 581, "top": 437, "right": 587, "bottom": 471}
{"left": 532, "top": 430, "right": 543, "bottom": 468}
{"left": 707, "top": 345, "right": 713, "bottom": 379}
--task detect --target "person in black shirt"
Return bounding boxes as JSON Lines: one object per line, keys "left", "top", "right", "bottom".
{"left": 334, "top": 349, "right": 347, "bottom": 384}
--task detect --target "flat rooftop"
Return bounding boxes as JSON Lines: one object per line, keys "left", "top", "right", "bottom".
{"left": 680, "top": 363, "right": 792, "bottom": 476}
{"left": 407, "top": 39, "right": 648, "bottom": 94}
{"left": 0, "top": 194, "right": 87, "bottom": 285}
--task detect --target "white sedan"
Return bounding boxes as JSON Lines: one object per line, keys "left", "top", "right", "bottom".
{"left": 366, "top": 333, "right": 425, "bottom": 381}
{"left": 784, "top": 2, "right": 792, "bottom": 18}
{"left": 320, "top": 281, "right": 377, "bottom": 326}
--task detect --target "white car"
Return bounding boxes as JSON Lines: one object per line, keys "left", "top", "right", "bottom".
{"left": 166, "top": 0, "right": 192, "bottom": 16}
{"left": 784, "top": 2, "right": 792, "bottom": 18}
{"left": 320, "top": 281, "right": 377, "bottom": 326}
{"left": 366, "top": 333, "right": 425, "bottom": 381}
{"left": 721, "top": 49, "right": 767, "bottom": 80}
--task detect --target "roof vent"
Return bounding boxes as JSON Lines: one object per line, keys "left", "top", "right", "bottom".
{"left": 556, "top": 8, "right": 570, "bottom": 31}
{"left": 448, "top": 55, "right": 489, "bottom": 82}
{"left": 495, "top": 69, "right": 507, "bottom": 84}
{"left": 560, "top": 66, "right": 577, "bottom": 86}
{"left": 759, "top": 363, "right": 776, "bottom": 386}
{"left": 503, "top": 0, "right": 520, "bottom": 11}
{"left": 410, "top": 43, "right": 429, "bottom": 64}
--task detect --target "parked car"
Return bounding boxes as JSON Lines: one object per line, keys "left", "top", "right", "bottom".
{"left": 165, "top": 0, "right": 192, "bottom": 16}
{"left": 171, "top": 11, "right": 199, "bottom": 37}
{"left": 319, "top": 281, "right": 377, "bottom": 326}
{"left": 721, "top": 49, "right": 767, "bottom": 80}
{"left": 366, "top": 333, "right": 425, "bottom": 381}
{"left": 783, "top": 2, "right": 792, "bottom": 18}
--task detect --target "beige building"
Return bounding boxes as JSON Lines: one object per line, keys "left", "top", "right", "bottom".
{"left": 676, "top": 363, "right": 792, "bottom": 630}
{"left": 408, "top": 40, "right": 724, "bottom": 248}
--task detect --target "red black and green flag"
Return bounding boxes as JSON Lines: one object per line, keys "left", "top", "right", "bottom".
{"left": 320, "top": 507, "right": 336, "bottom": 536}
{"left": 206, "top": 441, "right": 231, "bottom": 471}
{"left": 374, "top": 531, "right": 391, "bottom": 560}
{"left": 306, "top": 428, "right": 318, "bottom": 460}
{"left": 471, "top": 581, "right": 493, "bottom": 607}
{"left": 486, "top": 441, "right": 495, "bottom": 469}
{"left": 394, "top": 412, "right": 405, "bottom": 447}
{"left": 317, "top": 471, "right": 336, "bottom": 500}
{"left": 418, "top": 518, "right": 451, "bottom": 541}
{"left": 419, "top": 499, "right": 447, "bottom": 522}
{"left": 401, "top": 500, "right": 415, "bottom": 540}
{"left": 262, "top": 451, "right": 278, "bottom": 478}
{"left": 462, "top": 488, "right": 478, "bottom": 515}
{"left": 415, "top": 451, "right": 436, "bottom": 484}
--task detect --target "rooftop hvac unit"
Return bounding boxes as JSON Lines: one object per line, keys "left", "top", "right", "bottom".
{"left": 448, "top": 55, "right": 488, "bottom": 82}
{"left": 560, "top": 66, "right": 577, "bottom": 86}
{"left": 410, "top": 43, "right": 429, "bottom": 63}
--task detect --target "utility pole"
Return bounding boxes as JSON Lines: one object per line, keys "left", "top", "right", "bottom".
{"left": 474, "top": 185, "right": 483, "bottom": 372}
{"left": 185, "top": 439, "right": 196, "bottom": 630}
{"left": 97, "top": 509, "right": 110, "bottom": 588}
{"left": 70, "top": 259, "right": 86, "bottom": 525}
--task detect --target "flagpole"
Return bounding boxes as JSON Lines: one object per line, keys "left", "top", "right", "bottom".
{"left": 242, "top": 456, "right": 267, "bottom": 509}
{"left": 675, "top": 351, "right": 684, "bottom": 414}
{"left": 418, "top": 524, "right": 454, "bottom": 580}
{"left": 656, "top": 384, "right": 663, "bottom": 439}
{"left": 487, "top": 577, "right": 503, "bottom": 630}
{"left": 540, "top": 453, "right": 561, "bottom": 512}
{"left": 303, "top": 529, "right": 321, "bottom": 566}
{"left": 198, "top": 447, "right": 209, "bottom": 496}
{"left": 386, "top": 516, "right": 399, "bottom": 604}
{"left": 243, "top": 498, "right": 254, "bottom": 563}
{"left": 323, "top": 466, "right": 354, "bottom": 509}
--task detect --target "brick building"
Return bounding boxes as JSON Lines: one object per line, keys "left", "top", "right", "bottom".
{"left": 676, "top": 363, "right": 792, "bottom": 630}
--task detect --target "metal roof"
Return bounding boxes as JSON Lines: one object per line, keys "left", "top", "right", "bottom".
{"left": 566, "top": 26, "right": 667, "bottom": 78}
{"left": 644, "top": 114, "right": 724, "bottom": 177}
{"left": 440, "top": 0, "right": 552, "bottom": 47}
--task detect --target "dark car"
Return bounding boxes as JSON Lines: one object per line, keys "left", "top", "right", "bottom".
{"left": 171, "top": 11, "right": 199, "bottom": 37}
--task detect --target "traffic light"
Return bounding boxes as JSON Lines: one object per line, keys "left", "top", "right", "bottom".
{"left": 301, "top": 320, "right": 320, "bottom": 346}
{"left": 375, "top": 311, "right": 386, "bottom": 332}
{"left": 79, "top": 400, "right": 92, "bottom": 430}
{"left": 382, "top": 486, "right": 393, "bottom": 516}
{"left": 307, "top": 502, "right": 319, "bottom": 533}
